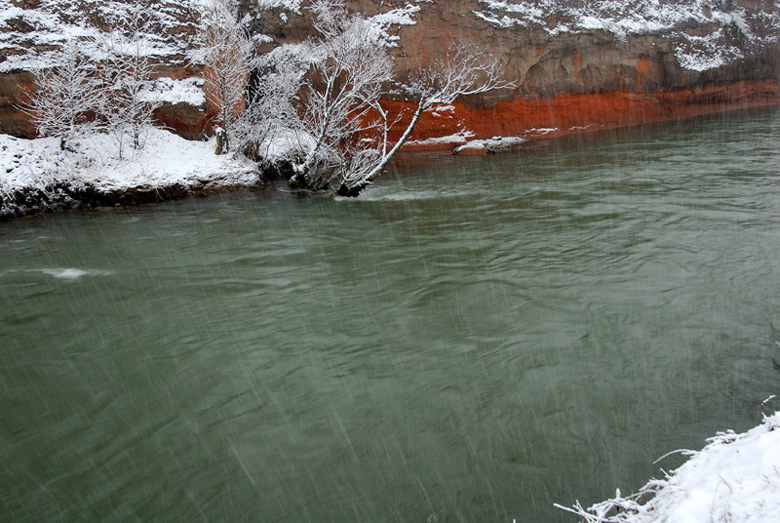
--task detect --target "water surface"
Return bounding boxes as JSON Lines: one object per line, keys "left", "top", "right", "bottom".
{"left": 2, "top": 109, "right": 780, "bottom": 522}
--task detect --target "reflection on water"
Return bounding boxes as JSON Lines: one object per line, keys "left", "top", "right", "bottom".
{"left": 1, "top": 109, "right": 780, "bottom": 522}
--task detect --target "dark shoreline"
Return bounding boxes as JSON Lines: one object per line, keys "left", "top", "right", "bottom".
{"left": 0, "top": 180, "right": 270, "bottom": 222}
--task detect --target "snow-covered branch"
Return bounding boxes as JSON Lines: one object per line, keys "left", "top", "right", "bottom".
{"left": 23, "top": 40, "right": 104, "bottom": 152}
{"left": 99, "top": 8, "right": 163, "bottom": 158}
{"left": 404, "top": 44, "right": 517, "bottom": 110}
{"left": 556, "top": 410, "right": 780, "bottom": 523}
{"left": 197, "top": 0, "right": 254, "bottom": 154}
{"left": 231, "top": 0, "right": 513, "bottom": 196}
{"left": 334, "top": 44, "right": 516, "bottom": 196}
{"left": 285, "top": 0, "right": 394, "bottom": 190}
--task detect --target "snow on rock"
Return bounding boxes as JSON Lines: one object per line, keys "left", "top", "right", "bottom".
{"left": 256, "top": 0, "right": 303, "bottom": 14}
{"left": 369, "top": 3, "right": 420, "bottom": 28}
{"left": 406, "top": 130, "right": 475, "bottom": 148}
{"left": 557, "top": 410, "right": 780, "bottom": 523}
{"left": 0, "top": 0, "right": 199, "bottom": 73}
{"left": 140, "top": 77, "right": 206, "bottom": 107}
{"left": 453, "top": 136, "right": 526, "bottom": 154}
{"left": 366, "top": 3, "right": 420, "bottom": 46}
{"left": 525, "top": 127, "right": 559, "bottom": 136}
{"left": 472, "top": 0, "right": 780, "bottom": 71}
{"left": 0, "top": 129, "right": 258, "bottom": 217}
{"left": 675, "top": 29, "right": 746, "bottom": 73}
{"left": 253, "top": 128, "right": 316, "bottom": 162}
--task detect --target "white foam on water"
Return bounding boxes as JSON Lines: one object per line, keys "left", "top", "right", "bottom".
{"left": 41, "top": 268, "right": 91, "bottom": 280}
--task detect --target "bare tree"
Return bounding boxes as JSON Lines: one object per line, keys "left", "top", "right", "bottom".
{"left": 239, "top": 0, "right": 514, "bottom": 196}
{"left": 24, "top": 39, "right": 104, "bottom": 151}
{"left": 236, "top": 42, "right": 314, "bottom": 171}
{"left": 100, "top": 9, "right": 163, "bottom": 158}
{"left": 287, "top": 0, "right": 395, "bottom": 190}
{"left": 197, "top": 0, "right": 254, "bottom": 154}
{"left": 335, "top": 44, "right": 516, "bottom": 196}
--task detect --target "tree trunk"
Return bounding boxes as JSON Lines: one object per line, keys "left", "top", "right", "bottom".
{"left": 336, "top": 101, "right": 426, "bottom": 197}
{"left": 214, "top": 128, "right": 227, "bottom": 155}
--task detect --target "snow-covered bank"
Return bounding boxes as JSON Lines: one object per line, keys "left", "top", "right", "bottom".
{"left": 557, "top": 409, "right": 780, "bottom": 522}
{"left": 0, "top": 128, "right": 259, "bottom": 218}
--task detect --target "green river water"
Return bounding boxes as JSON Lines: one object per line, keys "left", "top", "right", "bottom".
{"left": 2, "top": 109, "right": 780, "bottom": 522}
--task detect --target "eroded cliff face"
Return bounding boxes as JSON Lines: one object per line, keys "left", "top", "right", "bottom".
{"left": 0, "top": 0, "right": 208, "bottom": 138}
{"left": 1, "top": 0, "right": 779, "bottom": 145}
{"left": 243, "top": 0, "right": 780, "bottom": 146}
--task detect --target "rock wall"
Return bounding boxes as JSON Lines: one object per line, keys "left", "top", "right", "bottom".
{"left": 1, "top": 0, "right": 779, "bottom": 145}
{"left": 244, "top": 0, "right": 780, "bottom": 146}
{"left": 0, "top": 0, "right": 209, "bottom": 139}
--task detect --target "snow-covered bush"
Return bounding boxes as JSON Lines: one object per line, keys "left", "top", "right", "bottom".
{"left": 241, "top": 0, "right": 514, "bottom": 196}
{"left": 196, "top": 0, "right": 254, "bottom": 155}
{"left": 236, "top": 42, "right": 313, "bottom": 165}
{"left": 336, "top": 43, "right": 515, "bottom": 196}
{"left": 288, "top": 0, "right": 395, "bottom": 191}
{"left": 24, "top": 17, "right": 163, "bottom": 158}
{"left": 19, "top": 0, "right": 514, "bottom": 198}
{"left": 24, "top": 39, "right": 105, "bottom": 152}
{"left": 99, "top": 7, "right": 163, "bottom": 158}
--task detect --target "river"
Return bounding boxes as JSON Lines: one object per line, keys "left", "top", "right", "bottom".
{"left": 2, "top": 109, "right": 780, "bottom": 522}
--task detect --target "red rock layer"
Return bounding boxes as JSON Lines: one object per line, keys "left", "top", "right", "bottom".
{"left": 4, "top": 77, "right": 778, "bottom": 150}
{"left": 375, "top": 79, "right": 780, "bottom": 153}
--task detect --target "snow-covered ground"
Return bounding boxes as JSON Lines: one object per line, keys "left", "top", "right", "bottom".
{"left": 0, "top": 128, "right": 258, "bottom": 217}
{"left": 557, "top": 409, "right": 780, "bottom": 523}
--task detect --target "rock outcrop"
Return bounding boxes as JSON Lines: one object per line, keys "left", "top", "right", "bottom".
{"left": 0, "top": 0, "right": 209, "bottom": 138}
{"left": 1, "top": 0, "right": 779, "bottom": 147}
{"left": 243, "top": 0, "right": 780, "bottom": 147}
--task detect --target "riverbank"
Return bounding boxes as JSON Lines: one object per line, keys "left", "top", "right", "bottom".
{"left": 557, "top": 408, "right": 780, "bottom": 522}
{"left": 0, "top": 129, "right": 260, "bottom": 220}
{"left": 4, "top": 102, "right": 780, "bottom": 219}
{"left": 0, "top": 126, "right": 527, "bottom": 219}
